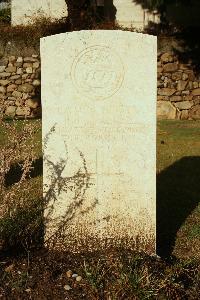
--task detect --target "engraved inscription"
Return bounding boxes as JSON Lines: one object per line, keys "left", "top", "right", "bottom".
{"left": 71, "top": 45, "right": 124, "bottom": 100}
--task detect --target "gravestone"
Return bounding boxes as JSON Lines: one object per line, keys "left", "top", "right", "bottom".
{"left": 113, "top": 0, "right": 159, "bottom": 29}
{"left": 11, "top": 0, "right": 68, "bottom": 26}
{"left": 41, "top": 30, "right": 157, "bottom": 253}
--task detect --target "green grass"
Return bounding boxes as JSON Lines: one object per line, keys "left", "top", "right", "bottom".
{"left": 1, "top": 119, "right": 200, "bottom": 259}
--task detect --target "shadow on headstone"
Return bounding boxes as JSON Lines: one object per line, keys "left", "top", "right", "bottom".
{"left": 157, "top": 156, "right": 200, "bottom": 258}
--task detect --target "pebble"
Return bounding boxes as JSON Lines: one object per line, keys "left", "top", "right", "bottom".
{"left": 64, "top": 285, "right": 72, "bottom": 291}
{"left": 72, "top": 273, "right": 78, "bottom": 278}
{"left": 5, "top": 264, "right": 14, "bottom": 273}
{"left": 76, "top": 276, "right": 82, "bottom": 282}
{"left": 66, "top": 270, "right": 73, "bottom": 278}
{"left": 25, "top": 288, "right": 31, "bottom": 293}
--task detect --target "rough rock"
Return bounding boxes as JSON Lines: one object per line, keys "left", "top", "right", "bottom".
{"left": 18, "top": 83, "right": 34, "bottom": 93}
{"left": 0, "top": 66, "right": 6, "bottom": 72}
{"left": 192, "top": 88, "right": 200, "bottom": 96}
{"left": 177, "top": 80, "right": 188, "bottom": 91}
{"left": 181, "top": 110, "right": 189, "bottom": 120}
{"left": 5, "top": 106, "right": 16, "bottom": 117}
{"left": 163, "top": 63, "right": 178, "bottom": 72}
{"left": 160, "top": 52, "right": 173, "bottom": 63}
{"left": 174, "top": 101, "right": 193, "bottom": 110}
{"left": 0, "top": 86, "right": 6, "bottom": 94}
{"left": 12, "top": 91, "right": 22, "bottom": 98}
{"left": 32, "top": 79, "right": 40, "bottom": 86}
{"left": 0, "top": 79, "right": 10, "bottom": 86}
{"left": 157, "top": 101, "right": 177, "bottom": 119}
{"left": 0, "top": 72, "right": 11, "bottom": 78}
{"left": 7, "top": 84, "right": 17, "bottom": 93}
{"left": 25, "top": 98, "right": 39, "bottom": 109}
{"left": 189, "top": 105, "right": 200, "bottom": 120}
{"left": 158, "top": 88, "right": 176, "bottom": 96}
{"left": 170, "top": 96, "right": 182, "bottom": 102}
{"left": 16, "top": 106, "right": 30, "bottom": 116}
{"left": 5, "top": 66, "right": 16, "bottom": 73}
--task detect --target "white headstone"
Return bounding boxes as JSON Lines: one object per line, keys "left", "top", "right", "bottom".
{"left": 41, "top": 30, "right": 157, "bottom": 254}
{"left": 11, "top": 0, "right": 68, "bottom": 26}
{"left": 113, "top": 0, "right": 160, "bottom": 29}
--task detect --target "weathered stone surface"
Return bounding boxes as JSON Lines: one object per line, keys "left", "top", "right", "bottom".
{"left": 174, "top": 101, "right": 193, "bottom": 110}
{"left": 23, "top": 63, "right": 32, "bottom": 68}
{"left": 157, "top": 101, "right": 177, "bottom": 119}
{"left": 0, "top": 86, "right": 6, "bottom": 94}
{"left": 5, "top": 106, "right": 16, "bottom": 117}
{"left": 32, "top": 79, "right": 40, "bottom": 86}
{"left": 11, "top": 0, "right": 68, "bottom": 26}
{"left": 17, "top": 68, "right": 23, "bottom": 75}
{"left": 187, "top": 81, "right": 193, "bottom": 90}
{"left": 12, "top": 90, "right": 22, "bottom": 98}
{"left": 0, "top": 57, "right": 8, "bottom": 66}
{"left": 160, "top": 52, "right": 173, "bottom": 63}
{"left": 170, "top": 96, "right": 182, "bottom": 102}
{"left": 26, "top": 67, "right": 33, "bottom": 74}
{"left": 0, "top": 66, "right": 6, "bottom": 73}
{"left": 5, "top": 66, "right": 16, "bottom": 73}
{"left": 177, "top": 80, "right": 188, "bottom": 91}
{"left": 15, "top": 79, "right": 22, "bottom": 85}
{"left": 42, "top": 30, "right": 157, "bottom": 253}
{"left": 172, "top": 72, "right": 182, "bottom": 81}
{"left": 10, "top": 75, "right": 21, "bottom": 80}
{"left": 33, "top": 61, "right": 40, "bottom": 69}
{"left": 163, "top": 63, "right": 178, "bottom": 72}
{"left": 182, "top": 90, "right": 190, "bottom": 95}
{"left": 193, "top": 82, "right": 199, "bottom": 89}
{"left": 7, "top": 84, "right": 17, "bottom": 93}
{"left": 182, "top": 73, "right": 189, "bottom": 81}
{"left": 157, "top": 67, "right": 163, "bottom": 73}
{"left": 158, "top": 88, "right": 176, "bottom": 96}
{"left": 9, "top": 56, "right": 16, "bottom": 63}
{"left": 179, "top": 63, "right": 188, "bottom": 70}
{"left": 193, "top": 96, "right": 200, "bottom": 105}
{"left": 0, "top": 94, "right": 6, "bottom": 99}
{"left": 0, "top": 80, "right": 10, "bottom": 86}
{"left": 25, "top": 98, "right": 39, "bottom": 109}
{"left": 183, "top": 95, "right": 193, "bottom": 101}
{"left": 0, "top": 72, "right": 11, "bottom": 78}
{"left": 16, "top": 57, "right": 23, "bottom": 63}
{"left": 16, "top": 106, "right": 30, "bottom": 116}
{"left": 189, "top": 105, "right": 200, "bottom": 120}
{"left": 18, "top": 83, "right": 34, "bottom": 93}
{"left": 192, "top": 88, "right": 200, "bottom": 96}
{"left": 180, "top": 110, "right": 189, "bottom": 120}
{"left": 157, "top": 96, "right": 169, "bottom": 101}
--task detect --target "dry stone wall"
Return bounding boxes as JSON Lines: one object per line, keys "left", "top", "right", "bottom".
{"left": 0, "top": 55, "right": 41, "bottom": 118}
{"left": 1, "top": 49, "right": 200, "bottom": 120}
{"left": 157, "top": 52, "right": 200, "bottom": 120}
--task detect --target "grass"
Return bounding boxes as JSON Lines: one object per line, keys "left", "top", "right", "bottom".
{"left": 0, "top": 119, "right": 200, "bottom": 259}
{"left": 157, "top": 120, "right": 200, "bottom": 259}
{"left": 0, "top": 119, "right": 200, "bottom": 299}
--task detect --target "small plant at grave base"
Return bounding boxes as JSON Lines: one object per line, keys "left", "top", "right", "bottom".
{"left": 0, "top": 8, "right": 11, "bottom": 24}
{"left": 0, "top": 115, "right": 42, "bottom": 252}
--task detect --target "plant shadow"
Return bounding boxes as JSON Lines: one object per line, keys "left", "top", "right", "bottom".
{"left": 5, "top": 157, "right": 43, "bottom": 187}
{"left": 157, "top": 156, "right": 200, "bottom": 257}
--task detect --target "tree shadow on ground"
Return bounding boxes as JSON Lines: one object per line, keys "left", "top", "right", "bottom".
{"left": 5, "top": 157, "right": 43, "bottom": 187}
{"left": 157, "top": 156, "right": 200, "bottom": 258}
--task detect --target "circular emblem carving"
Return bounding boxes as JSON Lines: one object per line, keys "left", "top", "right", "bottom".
{"left": 71, "top": 45, "right": 124, "bottom": 100}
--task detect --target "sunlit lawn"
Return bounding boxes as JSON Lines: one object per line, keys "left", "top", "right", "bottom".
{"left": 1, "top": 119, "right": 200, "bottom": 259}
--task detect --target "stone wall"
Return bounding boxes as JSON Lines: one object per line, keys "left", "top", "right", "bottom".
{"left": 157, "top": 52, "right": 200, "bottom": 120}
{"left": 0, "top": 55, "right": 41, "bottom": 118}
{"left": 1, "top": 44, "right": 200, "bottom": 120}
